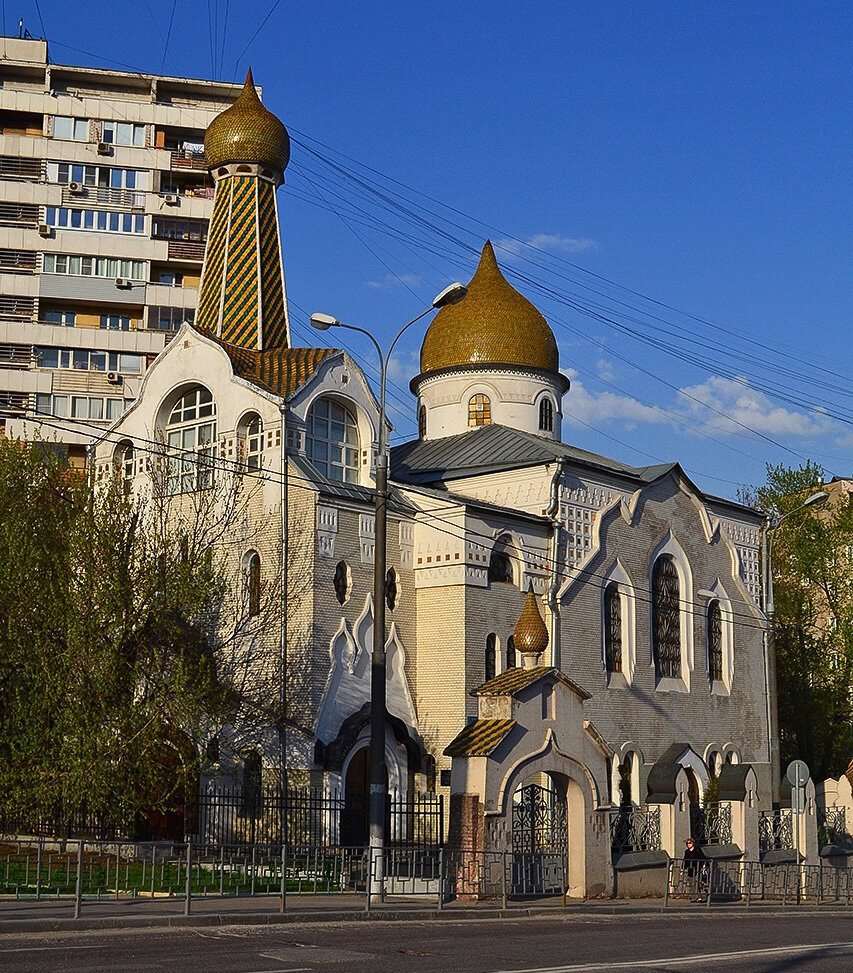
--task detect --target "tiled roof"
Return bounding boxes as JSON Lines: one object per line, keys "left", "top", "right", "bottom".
{"left": 211, "top": 337, "right": 335, "bottom": 399}
{"left": 474, "top": 665, "right": 591, "bottom": 700}
{"left": 443, "top": 719, "right": 516, "bottom": 757}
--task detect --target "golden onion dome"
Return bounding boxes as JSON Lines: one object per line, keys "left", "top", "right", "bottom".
{"left": 513, "top": 585, "right": 549, "bottom": 659}
{"left": 204, "top": 69, "right": 290, "bottom": 174}
{"left": 419, "top": 241, "right": 559, "bottom": 376}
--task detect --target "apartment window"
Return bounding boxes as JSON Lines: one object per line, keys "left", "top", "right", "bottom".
{"left": 43, "top": 253, "right": 145, "bottom": 280}
{"left": 49, "top": 162, "right": 146, "bottom": 191}
{"left": 305, "top": 397, "right": 359, "bottom": 483}
{"left": 102, "top": 120, "right": 145, "bottom": 147}
{"left": 45, "top": 207, "right": 145, "bottom": 235}
{"left": 652, "top": 555, "right": 681, "bottom": 679}
{"left": 157, "top": 270, "right": 184, "bottom": 287}
{"left": 100, "top": 315, "right": 132, "bottom": 332}
{"left": 151, "top": 217, "right": 208, "bottom": 242}
{"left": 165, "top": 386, "right": 217, "bottom": 494}
{"left": 468, "top": 393, "right": 491, "bottom": 426}
{"left": 53, "top": 116, "right": 89, "bottom": 142}
{"left": 151, "top": 306, "right": 194, "bottom": 331}
{"left": 604, "top": 581, "right": 622, "bottom": 674}
{"left": 108, "top": 352, "right": 143, "bottom": 374}
{"left": 42, "top": 309, "right": 76, "bottom": 327}
{"left": 539, "top": 397, "right": 554, "bottom": 432}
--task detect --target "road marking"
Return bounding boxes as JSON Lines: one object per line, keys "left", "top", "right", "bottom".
{"left": 0, "top": 945, "right": 109, "bottom": 953}
{"left": 492, "top": 940, "right": 853, "bottom": 972}
{"left": 241, "top": 969, "right": 312, "bottom": 973}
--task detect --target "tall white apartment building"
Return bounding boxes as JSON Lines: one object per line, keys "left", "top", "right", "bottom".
{"left": 0, "top": 36, "right": 243, "bottom": 465}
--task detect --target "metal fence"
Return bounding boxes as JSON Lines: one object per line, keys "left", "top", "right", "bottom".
{"left": 666, "top": 857, "right": 853, "bottom": 907}
{"left": 758, "top": 808, "right": 794, "bottom": 853}
{"left": 690, "top": 803, "right": 732, "bottom": 845}
{"left": 818, "top": 805, "right": 849, "bottom": 848}
{"left": 1, "top": 787, "right": 444, "bottom": 851}
{"left": 609, "top": 806, "right": 662, "bottom": 854}
{"left": 0, "top": 839, "right": 568, "bottom": 918}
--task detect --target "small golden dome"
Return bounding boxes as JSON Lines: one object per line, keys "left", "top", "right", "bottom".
{"left": 205, "top": 69, "right": 290, "bottom": 174}
{"left": 419, "top": 241, "right": 559, "bottom": 375}
{"left": 513, "top": 585, "right": 549, "bottom": 658}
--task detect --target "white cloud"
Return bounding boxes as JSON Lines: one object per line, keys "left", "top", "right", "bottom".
{"left": 365, "top": 273, "right": 421, "bottom": 291}
{"left": 561, "top": 369, "right": 670, "bottom": 427}
{"left": 677, "top": 375, "right": 836, "bottom": 439}
{"left": 387, "top": 348, "right": 421, "bottom": 386}
{"left": 496, "top": 233, "right": 598, "bottom": 261}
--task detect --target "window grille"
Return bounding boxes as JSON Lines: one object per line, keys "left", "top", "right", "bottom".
{"left": 604, "top": 581, "right": 622, "bottom": 673}
{"left": 708, "top": 599, "right": 723, "bottom": 681}
{"left": 652, "top": 555, "right": 681, "bottom": 678}
{"left": 418, "top": 404, "right": 426, "bottom": 438}
{"left": 506, "top": 635, "right": 517, "bottom": 669}
{"left": 539, "top": 397, "right": 554, "bottom": 432}
{"left": 468, "top": 393, "right": 491, "bottom": 426}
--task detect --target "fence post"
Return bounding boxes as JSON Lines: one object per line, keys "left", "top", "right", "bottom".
{"left": 745, "top": 862, "right": 752, "bottom": 907}
{"left": 365, "top": 846, "right": 372, "bottom": 913}
{"left": 664, "top": 859, "right": 670, "bottom": 908}
{"left": 35, "top": 840, "right": 42, "bottom": 901}
{"left": 783, "top": 864, "right": 789, "bottom": 907}
{"left": 436, "top": 848, "right": 444, "bottom": 912}
{"left": 817, "top": 862, "right": 822, "bottom": 905}
{"left": 251, "top": 844, "right": 256, "bottom": 897}
{"left": 150, "top": 845, "right": 156, "bottom": 898}
{"left": 73, "top": 840, "right": 83, "bottom": 919}
{"left": 501, "top": 851, "right": 508, "bottom": 911}
{"left": 280, "top": 844, "right": 286, "bottom": 913}
{"left": 706, "top": 860, "right": 714, "bottom": 907}
{"left": 184, "top": 840, "right": 192, "bottom": 917}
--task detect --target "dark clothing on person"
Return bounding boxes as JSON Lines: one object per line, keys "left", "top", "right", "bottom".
{"left": 684, "top": 843, "right": 707, "bottom": 877}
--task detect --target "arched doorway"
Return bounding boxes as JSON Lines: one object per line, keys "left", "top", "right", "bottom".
{"left": 341, "top": 746, "right": 390, "bottom": 847}
{"left": 685, "top": 768, "right": 703, "bottom": 842}
{"left": 510, "top": 772, "right": 569, "bottom": 895}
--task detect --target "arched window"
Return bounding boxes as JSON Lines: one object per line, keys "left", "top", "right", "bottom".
{"left": 305, "top": 397, "right": 359, "bottom": 483}
{"left": 538, "top": 397, "right": 554, "bottom": 432}
{"left": 488, "top": 549, "right": 514, "bottom": 584}
{"left": 418, "top": 404, "right": 426, "bottom": 439}
{"left": 115, "top": 441, "right": 134, "bottom": 495}
{"left": 618, "top": 755, "right": 633, "bottom": 808}
{"left": 243, "top": 550, "right": 261, "bottom": 617}
{"left": 385, "top": 567, "right": 398, "bottom": 611}
{"left": 604, "top": 581, "right": 622, "bottom": 673}
{"left": 333, "top": 560, "right": 351, "bottom": 605}
{"left": 707, "top": 599, "right": 723, "bottom": 681}
{"left": 652, "top": 554, "right": 681, "bottom": 678}
{"left": 506, "top": 635, "right": 517, "bottom": 669}
{"left": 241, "top": 412, "right": 263, "bottom": 471}
{"left": 485, "top": 633, "right": 497, "bottom": 681}
{"left": 165, "top": 385, "right": 216, "bottom": 494}
{"left": 241, "top": 751, "right": 262, "bottom": 816}
{"left": 468, "top": 393, "right": 491, "bottom": 427}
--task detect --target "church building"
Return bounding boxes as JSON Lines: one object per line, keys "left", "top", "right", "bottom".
{"left": 93, "top": 75, "right": 770, "bottom": 881}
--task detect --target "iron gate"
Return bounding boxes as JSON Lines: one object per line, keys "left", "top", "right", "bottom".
{"left": 511, "top": 783, "right": 567, "bottom": 894}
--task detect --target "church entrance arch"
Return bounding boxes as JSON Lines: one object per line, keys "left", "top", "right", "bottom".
{"left": 511, "top": 773, "right": 568, "bottom": 895}
{"left": 341, "top": 745, "right": 391, "bottom": 847}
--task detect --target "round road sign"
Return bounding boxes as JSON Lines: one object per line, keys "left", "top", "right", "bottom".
{"left": 786, "top": 759, "right": 810, "bottom": 786}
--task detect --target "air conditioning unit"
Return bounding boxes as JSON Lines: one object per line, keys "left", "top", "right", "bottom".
{"left": 97, "top": 141, "right": 111, "bottom": 155}
{"left": 164, "top": 193, "right": 178, "bottom": 205}
{"left": 37, "top": 223, "right": 51, "bottom": 237}
{"left": 107, "top": 371, "right": 122, "bottom": 384}
{"left": 114, "top": 277, "right": 129, "bottom": 288}
{"left": 68, "top": 181, "right": 84, "bottom": 194}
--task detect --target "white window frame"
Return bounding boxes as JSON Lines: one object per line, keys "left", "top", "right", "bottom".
{"left": 165, "top": 386, "right": 217, "bottom": 495}
{"left": 305, "top": 397, "right": 360, "bottom": 484}
{"left": 601, "top": 559, "right": 637, "bottom": 684}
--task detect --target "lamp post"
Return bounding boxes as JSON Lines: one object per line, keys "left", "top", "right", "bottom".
{"left": 762, "top": 489, "right": 828, "bottom": 805}
{"left": 310, "top": 281, "right": 467, "bottom": 897}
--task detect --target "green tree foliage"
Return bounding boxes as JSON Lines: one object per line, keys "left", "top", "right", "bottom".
{"left": 743, "top": 462, "right": 853, "bottom": 781}
{"left": 0, "top": 438, "right": 227, "bottom": 828}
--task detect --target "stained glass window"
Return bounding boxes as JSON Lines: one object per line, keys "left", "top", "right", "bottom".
{"left": 652, "top": 555, "right": 681, "bottom": 678}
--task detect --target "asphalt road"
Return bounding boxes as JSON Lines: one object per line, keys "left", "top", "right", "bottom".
{"left": 2, "top": 912, "right": 853, "bottom": 972}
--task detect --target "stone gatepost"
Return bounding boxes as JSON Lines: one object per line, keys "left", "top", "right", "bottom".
{"left": 719, "top": 764, "right": 760, "bottom": 860}
{"left": 647, "top": 767, "right": 690, "bottom": 859}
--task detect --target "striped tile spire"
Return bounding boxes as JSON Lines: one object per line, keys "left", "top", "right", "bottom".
{"left": 196, "top": 72, "right": 291, "bottom": 351}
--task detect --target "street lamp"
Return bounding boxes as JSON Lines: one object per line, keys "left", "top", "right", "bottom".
{"left": 310, "top": 280, "right": 467, "bottom": 896}
{"left": 762, "top": 489, "right": 828, "bottom": 804}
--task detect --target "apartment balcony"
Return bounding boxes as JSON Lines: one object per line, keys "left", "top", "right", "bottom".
{"left": 39, "top": 273, "right": 147, "bottom": 307}
{"left": 0, "top": 155, "right": 43, "bottom": 181}
{"left": 60, "top": 184, "right": 146, "bottom": 211}
{"left": 165, "top": 238, "right": 206, "bottom": 261}
{"left": 0, "top": 342, "right": 33, "bottom": 369}
{"left": 0, "top": 319, "right": 167, "bottom": 355}
{"left": 170, "top": 149, "right": 207, "bottom": 172}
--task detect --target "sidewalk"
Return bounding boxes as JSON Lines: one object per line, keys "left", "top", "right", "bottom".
{"left": 2, "top": 892, "right": 846, "bottom": 935}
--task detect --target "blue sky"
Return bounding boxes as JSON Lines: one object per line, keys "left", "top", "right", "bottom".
{"left": 20, "top": 1, "right": 851, "bottom": 498}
